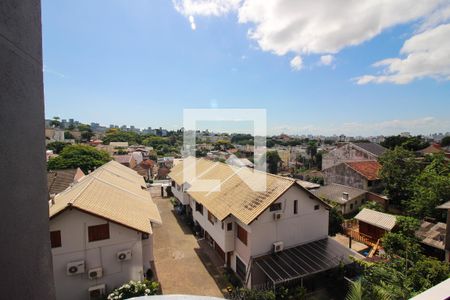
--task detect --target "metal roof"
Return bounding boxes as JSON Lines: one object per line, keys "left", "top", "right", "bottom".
{"left": 354, "top": 208, "right": 396, "bottom": 231}
{"left": 312, "top": 184, "right": 366, "bottom": 204}
{"left": 437, "top": 201, "right": 450, "bottom": 209}
{"left": 253, "top": 238, "right": 361, "bottom": 284}
{"left": 352, "top": 142, "right": 387, "bottom": 157}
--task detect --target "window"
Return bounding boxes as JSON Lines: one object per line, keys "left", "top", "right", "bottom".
{"left": 195, "top": 202, "right": 203, "bottom": 215}
{"left": 171, "top": 181, "right": 175, "bottom": 187}
{"left": 270, "top": 203, "right": 282, "bottom": 211}
{"left": 50, "top": 230, "right": 61, "bottom": 248}
{"left": 88, "top": 223, "right": 110, "bottom": 242}
{"left": 293, "top": 200, "right": 298, "bottom": 214}
{"left": 227, "top": 223, "right": 233, "bottom": 231}
{"left": 237, "top": 224, "right": 248, "bottom": 245}
{"left": 208, "top": 211, "right": 216, "bottom": 224}
{"left": 350, "top": 203, "right": 354, "bottom": 210}
{"left": 236, "top": 256, "right": 246, "bottom": 278}
{"left": 314, "top": 204, "right": 320, "bottom": 210}
{"left": 142, "top": 233, "right": 149, "bottom": 240}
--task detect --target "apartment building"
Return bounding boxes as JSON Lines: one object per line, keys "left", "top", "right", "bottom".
{"left": 169, "top": 158, "right": 359, "bottom": 289}
{"left": 49, "top": 161, "right": 161, "bottom": 300}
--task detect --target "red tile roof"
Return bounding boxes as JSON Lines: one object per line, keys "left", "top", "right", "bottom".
{"left": 346, "top": 161, "right": 381, "bottom": 180}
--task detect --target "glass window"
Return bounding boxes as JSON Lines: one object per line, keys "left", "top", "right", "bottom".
{"left": 88, "top": 223, "right": 110, "bottom": 242}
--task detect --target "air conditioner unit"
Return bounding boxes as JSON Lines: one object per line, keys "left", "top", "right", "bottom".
{"left": 273, "top": 241, "right": 284, "bottom": 253}
{"left": 88, "top": 267, "right": 103, "bottom": 280}
{"left": 273, "top": 212, "right": 283, "bottom": 220}
{"left": 67, "top": 260, "right": 85, "bottom": 275}
{"left": 88, "top": 284, "right": 106, "bottom": 300}
{"left": 117, "top": 249, "right": 132, "bottom": 261}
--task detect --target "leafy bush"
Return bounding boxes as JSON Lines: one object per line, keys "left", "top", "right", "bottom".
{"left": 107, "top": 280, "right": 159, "bottom": 299}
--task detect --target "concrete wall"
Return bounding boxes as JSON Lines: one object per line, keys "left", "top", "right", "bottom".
{"left": 0, "top": 1, "right": 55, "bottom": 299}
{"left": 249, "top": 185, "right": 329, "bottom": 258}
{"left": 50, "top": 209, "right": 148, "bottom": 300}
{"left": 323, "top": 163, "right": 368, "bottom": 190}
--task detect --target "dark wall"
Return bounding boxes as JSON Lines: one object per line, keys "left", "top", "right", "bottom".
{"left": 0, "top": 1, "right": 55, "bottom": 298}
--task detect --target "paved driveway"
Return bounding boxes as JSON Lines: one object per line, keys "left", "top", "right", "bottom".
{"left": 151, "top": 188, "right": 226, "bottom": 297}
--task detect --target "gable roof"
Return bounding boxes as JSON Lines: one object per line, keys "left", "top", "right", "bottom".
{"left": 49, "top": 161, "right": 161, "bottom": 234}
{"left": 345, "top": 161, "right": 381, "bottom": 180}
{"left": 169, "top": 157, "right": 329, "bottom": 225}
{"left": 355, "top": 208, "right": 396, "bottom": 231}
{"left": 47, "top": 168, "right": 84, "bottom": 195}
{"left": 113, "top": 155, "right": 133, "bottom": 164}
{"left": 352, "top": 142, "right": 387, "bottom": 157}
{"left": 312, "top": 184, "right": 366, "bottom": 205}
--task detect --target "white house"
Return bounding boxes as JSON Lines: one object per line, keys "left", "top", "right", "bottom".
{"left": 169, "top": 158, "right": 360, "bottom": 289}
{"left": 49, "top": 161, "right": 162, "bottom": 300}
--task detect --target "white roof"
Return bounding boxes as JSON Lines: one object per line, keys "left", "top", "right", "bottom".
{"left": 355, "top": 208, "right": 396, "bottom": 231}
{"left": 410, "top": 278, "right": 450, "bottom": 300}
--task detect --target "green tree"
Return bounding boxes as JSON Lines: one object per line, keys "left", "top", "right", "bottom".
{"left": 381, "top": 135, "right": 429, "bottom": 151}
{"left": 47, "top": 144, "right": 111, "bottom": 173}
{"left": 266, "top": 151, "right": 281, "bottom": 174}
{"left": 46, "top": 141, "right": 69, "bottom": 154}
{"left": 441, "top": 136, "right": 450, "bottom": 147}
{"left": 359, "top": 201, "right": 384, "bottom": 212}
{"left": 406, "top": 153, "right": 450, "bottom": 220}
{"left": 306, "top": 140, "right": 318, "bottom": 158}
{"left": 328, "top": 207, "right": 344, "bottom": 236}
{"left": 49, "top": 116, "right": 61, "bottom": 128}
{"left": 103, "top": 130, "right": 141, "bottom": 145}
{"left": 378, "top": 147, "right": 421, "bottom": 206}
{"left": 64, "top": 131, "right": 74, "bottom": 139}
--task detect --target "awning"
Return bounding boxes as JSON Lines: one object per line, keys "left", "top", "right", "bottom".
{"left": 253, "top": 238, "right": 361, "bottom": 285}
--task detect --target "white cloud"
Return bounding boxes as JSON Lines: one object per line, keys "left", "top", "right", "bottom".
{"left": 173, "top": 0, "right": 242, "bottom": 17}
{"left": 173, "top": 0, "right": 450, "bottom": 82}
{"left": 290, "top": 55, "right": 303, "bottom": 71}
{"left": 189, "top": 15, "right": 197, "bottom": 30}
{"left": 356, "top": 23, "right": 450, "bottom": 84}
{"left": 237, "top": 0, "right": 443, "bottom": 55}
{"left": 320, "top": 55, "right": 334, "bottom": 66}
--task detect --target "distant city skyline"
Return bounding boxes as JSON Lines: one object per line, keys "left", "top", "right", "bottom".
{"left": 42, "top": 1, "right": 450, "bottom": 137}
{"left": 46, "top": 116, "right": 449, "bottom": 139}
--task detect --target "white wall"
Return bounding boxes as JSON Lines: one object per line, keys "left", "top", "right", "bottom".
{"left": 50, "top": 209, "right": 151, "bottom": 300}
{"left": 249, "top": 185, "right": 329, "bottom": 258}
{"left": 171, "top": 182, "right": 189, "bottom": 205}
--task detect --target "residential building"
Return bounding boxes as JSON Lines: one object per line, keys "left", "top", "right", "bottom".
{"left": 47, "top": 168, "right": 85, "bottom": 196}
{"left": 312, "top": 184, "right": 367, "bottom": 215}
{"left": 416, "top": 221, "right": 446, "bottom": 261}
{"left": 437, "top": 201, "right": 450, "bottom": 261}
{"left": 49, "top": 161, "right": 161, "bottom": 300}
{"left": 323, "top": 160, "right": 382, "bottom": 191}
{"left": 354, "top": 208, "right": 396, "bottom": 241}
{"left": 322, "top": 142, "right": 387, "bottom": 170}
{"left": 169, "top": 158, "right": 360, "bottom": 289}
{"left": 113, "top": 155, "right": 137, "bottom": 169}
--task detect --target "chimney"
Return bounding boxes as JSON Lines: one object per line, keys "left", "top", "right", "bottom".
{"left": 342, "top": 192, "right": 349, "bottom": 201}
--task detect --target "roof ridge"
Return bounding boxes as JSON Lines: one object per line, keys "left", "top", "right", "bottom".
{"left": 92, "top": 172, "right": 149, "bottom": 201}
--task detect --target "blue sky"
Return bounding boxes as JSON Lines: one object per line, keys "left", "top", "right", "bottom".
{"left": 42, "top": 0, "right": 450, "bottom": 136}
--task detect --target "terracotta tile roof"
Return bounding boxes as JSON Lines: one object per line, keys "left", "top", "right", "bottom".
{"left": 345, "top": 161, "right": 381, "bottom": 180}
{"left": 49, "top": 161, "right": 161, "bottom": 233}
{"left": 169, "top": 157, "right": 329, "bottom": 225}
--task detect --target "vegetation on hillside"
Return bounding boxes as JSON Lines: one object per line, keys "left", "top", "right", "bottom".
{"left": 47, "top": 144, "right": 111, "bottom": 173}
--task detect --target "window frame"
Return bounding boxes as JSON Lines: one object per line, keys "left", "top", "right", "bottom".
{"left": 195, "top": 201, "right": 203, "bottom": 215}
{"left": 88, "top": 223, "right": 110, "bottom": 242}
{"left": 269, "top": 202, "right": 282, "bottom": 212}
{"left": 207, "top": 210, "right": 216, "bottom": 224}
{"left": 236, "top": 256, "right": 246, "bottom": 279}
{"left": 50, "top": 230, "right": 62, "bottom": 248}
{"left": 237, "top": 224, "right": 248, "bottom": 245}
{"left": 227, "top": 222, "right": 233, "bottom": 231}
